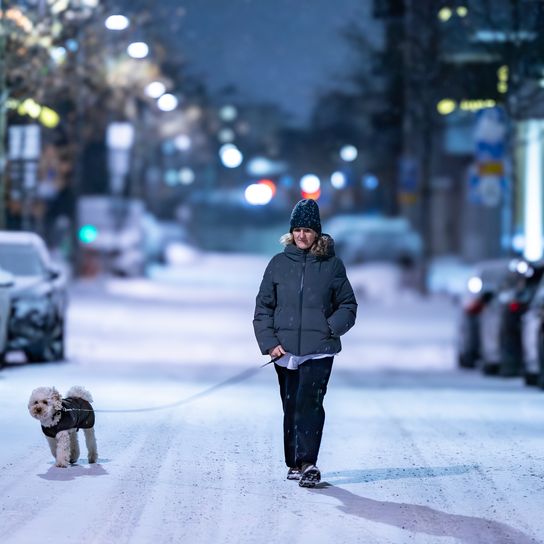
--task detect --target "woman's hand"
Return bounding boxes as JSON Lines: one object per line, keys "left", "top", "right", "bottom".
{"left": 269, "top": 345, "right": 286, "bottom": 359}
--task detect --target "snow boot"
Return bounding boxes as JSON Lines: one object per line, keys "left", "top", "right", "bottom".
{"left": 287, "top": 467, "right": 301, "bottom": 480}
{"left": 298, "top": 464, "right": 321, "bottom": 487}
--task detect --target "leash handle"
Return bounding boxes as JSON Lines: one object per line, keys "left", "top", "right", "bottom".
{"left": 261, "top": 352, "right": 285, "bottom": 367}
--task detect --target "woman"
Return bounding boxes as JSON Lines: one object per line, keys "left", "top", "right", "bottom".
{"left": 253, "top": 199, "right": 357, "bottom": 487}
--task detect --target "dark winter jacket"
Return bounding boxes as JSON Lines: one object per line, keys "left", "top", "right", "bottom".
{"left": 253, "top": 237, "right": 357, "bottom": 356}
{"left": 41, "top": 397, "right": 95, "bottom": 438}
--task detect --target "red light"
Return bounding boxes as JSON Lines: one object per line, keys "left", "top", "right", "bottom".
{"left": 508, "top": 301, "right": 522, "bottom": 312}
{"left": 258, "top": 179, "right": 276, "bottom": 196}
{"left": 465, "top": 300, "right": 484, "bottom": 315}
{"left": 301, "top": 189, "right": 321, "bottom": 200}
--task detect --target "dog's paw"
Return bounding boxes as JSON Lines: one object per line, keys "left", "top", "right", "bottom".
{"left": 88, "top": 454, "right": 97, "bottom": 464}
{"left": 55, "top": 462, "right": 68, "bottom": 468}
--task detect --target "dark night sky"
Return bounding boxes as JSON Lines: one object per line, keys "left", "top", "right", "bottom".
{"left": 172, "top": 0, "right": 379, "bottom": 126}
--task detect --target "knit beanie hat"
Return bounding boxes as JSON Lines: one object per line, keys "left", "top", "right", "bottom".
{"left": 289, "top": 199, "right": 321, "bottom": 235}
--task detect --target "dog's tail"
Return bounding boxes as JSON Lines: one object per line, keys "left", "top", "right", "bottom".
{"left": 66, "top": 386, "right": 94, "bottom": 403}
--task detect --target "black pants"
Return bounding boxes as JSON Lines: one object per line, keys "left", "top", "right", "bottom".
{"left": 274, "top": 357, "right": 334, "bottom": 468}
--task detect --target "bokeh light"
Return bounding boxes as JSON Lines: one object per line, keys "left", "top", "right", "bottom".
{"left": 157, "top": 94, "right": 178, "bottom": 112}
{"left": 339, "top": 145, "right": 358, "bottom": 162}
{"left": 245, "top": 183, "right": 273, "bottom": 205}
{"left": 300, "top": 174, "right": 321, "bottom": 193}
{"left": 145, "top": 81, "right": 166, "bottom": 98}
{"left": 127, "top": 42, "right": 149, "bottom": 59}
{"left": 105, "top": 15, "right": 130, "bottom": 30}
{"left": 330, "top": 171, "right": 346, "bottom": 189}
{"left": 219, "top": 144, "right": 243, "bottom": 168}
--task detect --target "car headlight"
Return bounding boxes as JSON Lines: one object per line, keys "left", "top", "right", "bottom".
{"left": 12, "top": 295, "right": 50, "bottom": 317}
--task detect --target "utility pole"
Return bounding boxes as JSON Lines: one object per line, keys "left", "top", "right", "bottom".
{"left": 0, "top": 0, "right": 7, "bottom": 230}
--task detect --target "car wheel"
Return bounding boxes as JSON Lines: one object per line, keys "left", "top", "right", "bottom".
{"left": 25, "top": 317, "right": 65, "bottom": 363}
{"left": 538, "top": 330, "right": 544, "bottom": 390}
{"left": 458, "top": 351, "right": 477, "bottom": 369}
{"left": 481, "top": 362, "right": 499, "bottom": 375}
{"left": 524, "top": 372, "right": 538, "bottom": 386}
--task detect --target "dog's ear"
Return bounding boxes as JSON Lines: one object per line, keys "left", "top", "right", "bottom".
{"left": 51, "top": 387, "right": 62, "bottom": 410}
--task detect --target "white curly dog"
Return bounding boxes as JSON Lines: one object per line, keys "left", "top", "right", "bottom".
{"left": 28, "top": 385, "right": 98, "bottom": 468}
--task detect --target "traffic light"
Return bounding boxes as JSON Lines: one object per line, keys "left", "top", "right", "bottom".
{"left": 78, "top": 225, "right": 98, "bottom": 244}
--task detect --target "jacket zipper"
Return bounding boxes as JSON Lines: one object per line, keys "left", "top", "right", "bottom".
{"left": 298, "top": 253, "right": 307, "bottom": 353}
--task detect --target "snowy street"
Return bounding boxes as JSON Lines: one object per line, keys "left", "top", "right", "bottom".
{"left": 1, "top": 254, "right": 543, "bottom": 544}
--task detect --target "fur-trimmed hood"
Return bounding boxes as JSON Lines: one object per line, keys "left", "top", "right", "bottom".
{"left": 280, "top": 232, "right": 335, "bottom": 258}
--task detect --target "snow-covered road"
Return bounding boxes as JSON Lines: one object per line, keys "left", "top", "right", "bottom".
{"left": 1, "top": 254, "right": 543, "bottom": 544}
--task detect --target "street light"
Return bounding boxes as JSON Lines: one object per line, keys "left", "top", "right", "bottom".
{"left": 127, "top": 41, "right": 149, "bottom": 59}
{"left": 145, "top": 81, "right": 165, "bottom": 99}
{"left": 339, "top": 145, "right": 358, "bottom": 162}
{"left": 219, "top": 144, "right": 243, "bottom": 168}
{"left": 105, "top": 15, "right": 130, "bottom": 31}
{"left": 157, "top": 93, "right": 178, "bottom": 112}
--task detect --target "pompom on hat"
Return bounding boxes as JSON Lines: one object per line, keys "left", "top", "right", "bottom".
{"left": 289, "top": 199, "right": 321, "bottom": 236}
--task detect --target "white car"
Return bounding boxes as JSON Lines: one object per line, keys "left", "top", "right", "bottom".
{"left": 323, "top": 214, "right": 423, "bottom": 265}
{"left": 0, "top": 231, "right": 68, "bottom": 363}
{"left": 521, "top": 276, "right": 544, "bottom": 386}
{"left": 0, "top": 269, "right": 14, "bottom": 363}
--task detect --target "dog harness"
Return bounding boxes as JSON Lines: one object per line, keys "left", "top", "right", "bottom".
{"left": 41, "top": 397, "right": 95, "bottom": 438}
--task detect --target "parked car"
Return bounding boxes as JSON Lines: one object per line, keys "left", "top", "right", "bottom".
{"left": 456, "top": 259, "right": 512, "bottom": 369}
{"left": 0, "top": 231, "right": 68, "bottom": 363}
{"left": 0, "top": 269, "right": 14, "bottom": 366}
{"left": 322, "top": 214, "right": 423, "bottom": 266}
{"left": 521, "top": 274, "right": 544, "bottom": 387}
{"left": 479, "top": 260, "right": 544, "bottom": 376}
{"left": 78, "top": 195, "right": 146, "bottom": 276}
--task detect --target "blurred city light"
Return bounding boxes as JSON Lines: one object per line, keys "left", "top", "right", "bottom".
{"left": 459, "top": 99, "right": 496, "bottom": 111}
{"left": 174, "top": 134, "right": 191, "bottom": 151}
{"left": 51, "top": 0, "right": 70, "bottom": 16}
{"left": 78, "top": 225, "right": 98, "bottom": 244}
{"left": 523, "top": 120, "right": 544, "bottom": 261}
{"left": 300, "top": 174, "right": 321, "bottom": 193}
{"left": 245, "top": 183, "right": 273, "bottom": 205}
{"left": 258, "top": 179, "right": 277, "bottom": 196}
{"left": 18, "top": 98, "right": 41, "bottom": 119}
{"left": 4, "top": 7, "right": 33, "bottom": 31}
{"left": 50, "top": 46, "right": 67, "bottom": 64}
{"left": 339, "top": 145, "right": 358, "bottom": 162}
{"left": 457, "top": 6, "right": 468, "bottom": 17}
{"left": 219, "top": 144, "right": 243, "bottom": 168}
{"left": 127, "top": 41, "right": 149, "bottom": 59}
{"left": 219, "top": 105, "right": 238, "bottom": 122}
{"left": 512, "top": 234, "right": 525, "bottom": 252}
{"left": 179, "top": 167, "right": 195, "bottom": 185}
{"left": 438, "top": 7, "right": 452, "bottom": 21}
{"left": 105, "top": 15, "right": 130, "bottom": 30}
{"left": 145, "top": 81, "right": 166, "bottom": 98}
{"left": 247, "top": 157, "right": 271, "bottom": 176}
{"left": 66, "top": 39, "right": 79, "bottom": 52}
{"left": 157, "top": 94, "right": 178, "bottom": 112}
{"left": 301, "top": 189, "right": 321, "bottom": 200}
{"left": 497, "top": 65, "right": 509, "bottom": 94}
{"left": 106, "top": 122, "right": 134, "bottom": 149}
{"left": 218, "top": 128, "right": 235, "bottom": 143}
{"left": 516, "top": 260, "right": 530, "bottom": 275}
{"left": 363, "top": 174, "right": 379, "bottom": 190}
{"left": 467, "top": 276, "right": 483, "bottom": 294}
{"left": 39, "top": 107, "right": 60, "bottom": 128}
{"left": 437, "top": 99, "right": 456, "bottom": 115}
{"left": 165, "top": 169, "right": 179, "bottom": 186}
{"left": 330, "top": 171, "right": 347, "bottom": 189}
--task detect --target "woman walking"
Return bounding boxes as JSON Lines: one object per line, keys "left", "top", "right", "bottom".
{"left": 253, "top": 199, "right": 357, "bottom": 487}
